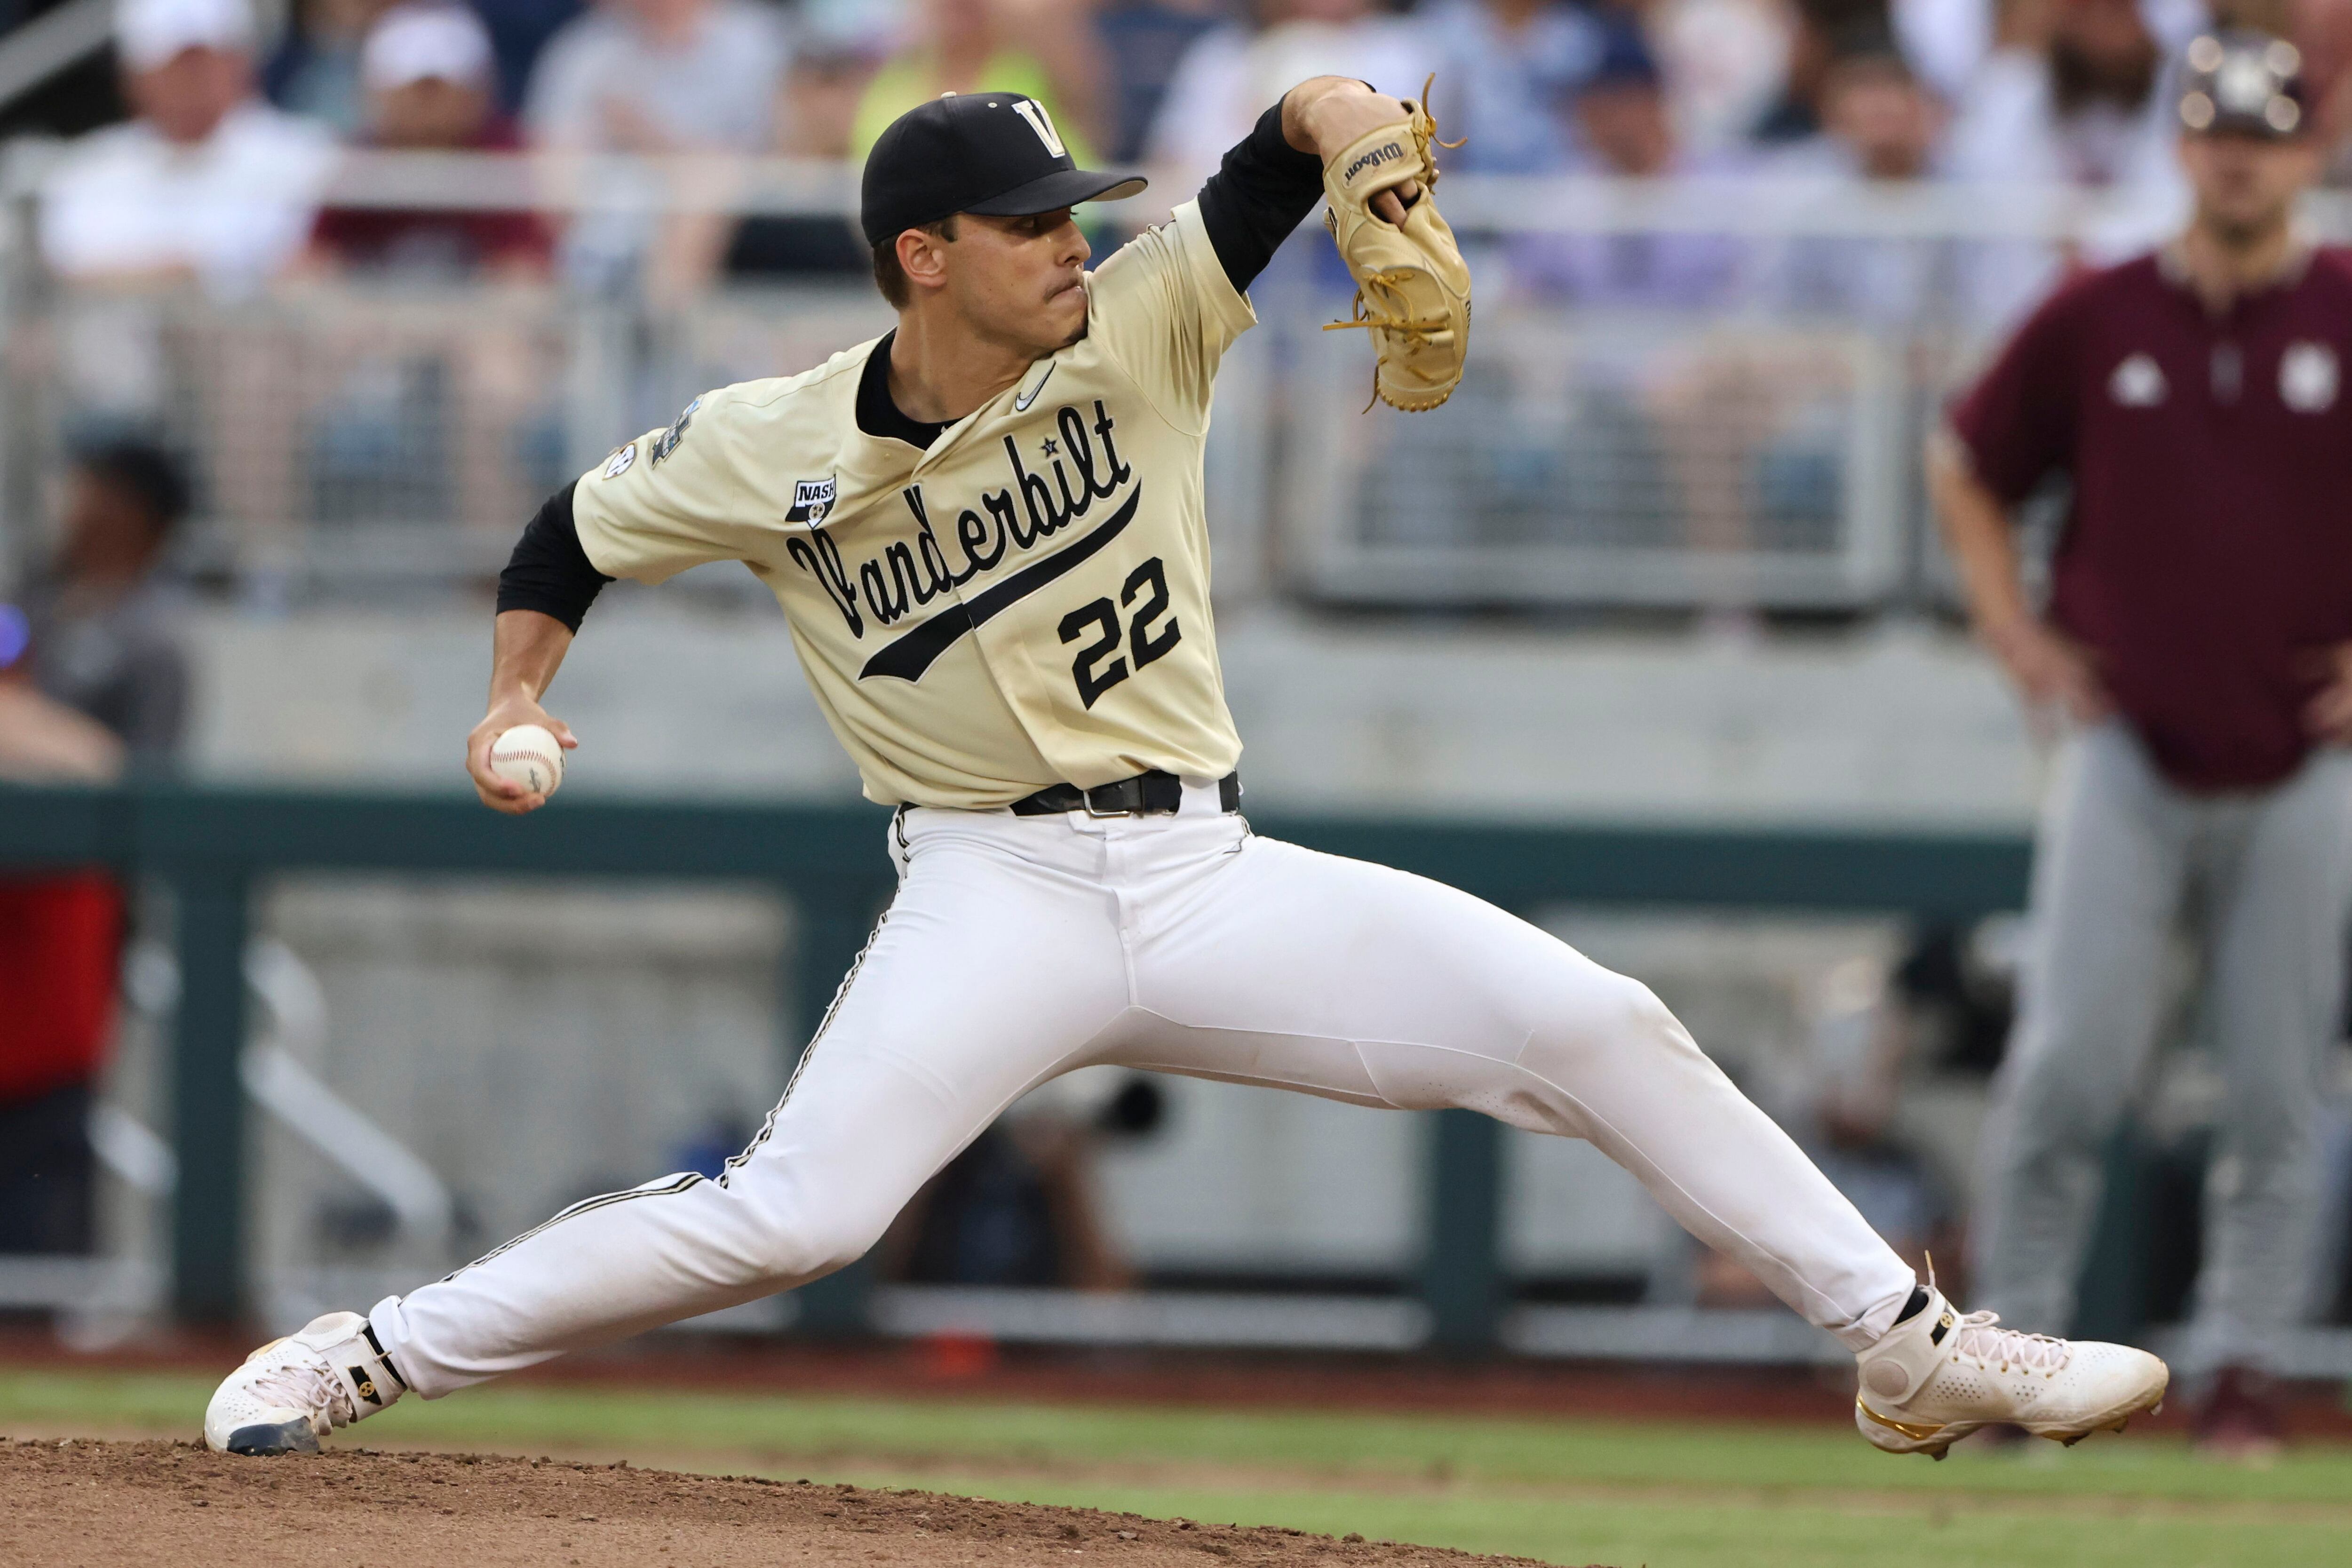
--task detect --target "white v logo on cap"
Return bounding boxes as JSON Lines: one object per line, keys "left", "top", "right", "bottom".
{"left": 1010, "top": 100, "right": 1066, "bottom": 158}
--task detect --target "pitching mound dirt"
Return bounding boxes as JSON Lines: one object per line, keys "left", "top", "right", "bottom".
{"left": 1, "top": 1438, "right": 1581, "bottom": 1568}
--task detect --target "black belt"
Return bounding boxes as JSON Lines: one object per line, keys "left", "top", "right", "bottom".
{"left": 1011, "top": 771, "right": 1241, "bottom": 818}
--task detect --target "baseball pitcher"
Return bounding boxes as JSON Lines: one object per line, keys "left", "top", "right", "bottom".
{"left": 206, "top": 77, "right": 2164, "bottom": 1461}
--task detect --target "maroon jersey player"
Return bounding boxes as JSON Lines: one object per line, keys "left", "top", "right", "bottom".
{"left": 1935, "top": 29, "right": 2352, "bottom": 1458}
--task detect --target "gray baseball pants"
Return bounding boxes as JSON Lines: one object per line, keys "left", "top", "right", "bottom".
{"left": 1973, "top": 721, "right": 2352, "bottom": 1374}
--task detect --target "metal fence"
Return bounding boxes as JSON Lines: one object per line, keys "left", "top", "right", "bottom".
{"left": 1284, "top": 312, "right": 1913, "bottom": 609}
{"left": 4, "top": 148, "right": 2349, "bottom": 611}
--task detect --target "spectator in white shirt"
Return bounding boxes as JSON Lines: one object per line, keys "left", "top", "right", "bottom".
{"left": 1891, "top": 0, "right": 1993, "bottom": 104}
{"left": 523, "top": 0, "right": 791, "bottom": 290}
{"left": 1947, "top": 0, "right": 2181, "bottom": 187}
{"left": 39, "top": 0, "right": 338, "bottom": 295}
{"left": 1144, "top": 0, "right": 1426, "bottom": 186}
{"left": 1944, "top": 0, "right": 2190, "bottom": 325}
{"left": 525, "top": 0, "right": 787, "bottom": 157}
{"left": 1652, "top": 0, "right": 1798, "bottom": 155}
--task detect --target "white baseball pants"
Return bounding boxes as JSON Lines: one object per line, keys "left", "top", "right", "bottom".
{"left": 372, "top": 785, "right": 1917, "bottom": 1394}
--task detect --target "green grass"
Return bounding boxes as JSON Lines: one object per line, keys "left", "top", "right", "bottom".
{"left": 6, "top": 1368, "right": 2349, "bottom": 1568}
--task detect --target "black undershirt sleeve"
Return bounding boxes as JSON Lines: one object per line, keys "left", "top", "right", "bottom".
{"left": 496, "top": 480, "right": 613, "bottom": 633}
{"left": 1195, "top": 100, "right": 1327, "bottom": 294}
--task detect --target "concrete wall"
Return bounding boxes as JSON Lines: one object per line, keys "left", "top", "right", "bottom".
{"left": 181, "top": 602, "right": 2045, "bottom": 827}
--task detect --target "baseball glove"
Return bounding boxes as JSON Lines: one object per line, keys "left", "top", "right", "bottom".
{"left": 1321, "top": 76, "right": 1470, "bottom": 413}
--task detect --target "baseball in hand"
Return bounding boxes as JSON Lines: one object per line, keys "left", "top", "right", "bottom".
{"left": 488, "top": 724, "right": 564, "bottom": 797}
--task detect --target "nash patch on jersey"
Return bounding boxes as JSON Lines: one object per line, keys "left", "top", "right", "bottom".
{"left": 784, "top": 398, "right": 1136, "bottom": 679}
{"left": 652, "top": 397, "right": 701, "bottom": 464}
{"left": 786, "top": 476, "right": 837, "bottom": 525}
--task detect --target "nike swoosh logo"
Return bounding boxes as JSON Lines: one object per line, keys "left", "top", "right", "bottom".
{"left": 1012, "top": 365, "right": 1055, "bottom": 413}
{"left": 860, "top": 483, "right": 1141, "bottom": 683}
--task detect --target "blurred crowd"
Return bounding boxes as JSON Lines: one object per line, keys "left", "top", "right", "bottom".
{"left": 22, "top": 0, "right": 2352, "bottom": 309}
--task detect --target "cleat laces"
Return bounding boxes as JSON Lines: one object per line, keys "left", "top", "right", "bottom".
{"left": 1947, "top": 1310, "right": 2069, "bottom": 1375}
{"left": 248, "top": 1355, "right": 357, "bottom": 1429}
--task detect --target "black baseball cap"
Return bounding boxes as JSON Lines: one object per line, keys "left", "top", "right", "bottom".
{"left": 859, "top": 92, "right": 1146, "bottom": 247}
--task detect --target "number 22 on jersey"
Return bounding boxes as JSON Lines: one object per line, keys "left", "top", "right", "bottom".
{"left": 1060, "top": 556, "right": 1181, "bottom": 709}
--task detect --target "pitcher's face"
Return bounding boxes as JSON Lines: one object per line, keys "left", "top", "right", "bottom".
{"left": 939, "top": 208, "right": 1094, "bottom": 355}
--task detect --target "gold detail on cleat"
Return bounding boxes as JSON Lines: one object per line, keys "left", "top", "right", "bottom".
{"left": 1856, "top": 1400, "right": 1947, "bottom": 1442}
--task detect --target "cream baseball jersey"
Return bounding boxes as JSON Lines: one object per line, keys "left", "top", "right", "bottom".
{"left": 572, "top": 202, "right": 1253, "bottom": 809}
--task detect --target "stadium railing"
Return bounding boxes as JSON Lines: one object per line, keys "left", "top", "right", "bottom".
{"left": 7, "top": 144, "right": 2346, "bottom": 614}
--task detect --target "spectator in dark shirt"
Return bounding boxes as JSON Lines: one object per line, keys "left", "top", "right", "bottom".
{"left": 725, "top": 36, "right": 876, "bottom": 280}
{"left": 474, "top": 0, "right": 585, "bottom": 115}
{"left": 1749, "top": 0, "right": 1883, "bottom": 146}
{"left": 0, "top": 439, "right": 191, "bottom": 1259}
{"left": 309, "top": 3, "right": 553, "bottom": 278}
{"left": 1097, "top": 0, "right": 1229, "bottom": 162}
{"left": 19, "top": 442, "right": 192, "bottom": 764}
{"left": 266, "top": 0, "right": 395, "bottom": 135}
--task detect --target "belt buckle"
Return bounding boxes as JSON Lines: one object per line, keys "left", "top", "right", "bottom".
{"left": 1081, "top": 780, "right": 1142, "bottom": 818}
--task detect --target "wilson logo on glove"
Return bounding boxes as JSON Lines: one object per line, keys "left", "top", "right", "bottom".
{"left": 1320, "top": 75, "right": 1471, "bottom": 413}
{"left": 1341, "top": 142, "right": 1407, "bottom": 182}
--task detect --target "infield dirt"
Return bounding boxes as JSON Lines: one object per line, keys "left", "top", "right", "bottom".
{"left": 0, "top": 1438, "right": 1579, "bottom": 1568}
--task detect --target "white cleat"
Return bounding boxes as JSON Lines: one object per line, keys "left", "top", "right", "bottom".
{"left": 1852, "top": 1284, "right": 2169, "bottom": 1460}
{"left": 203, "top": 1311, "right": 409, "bottom": 1456}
